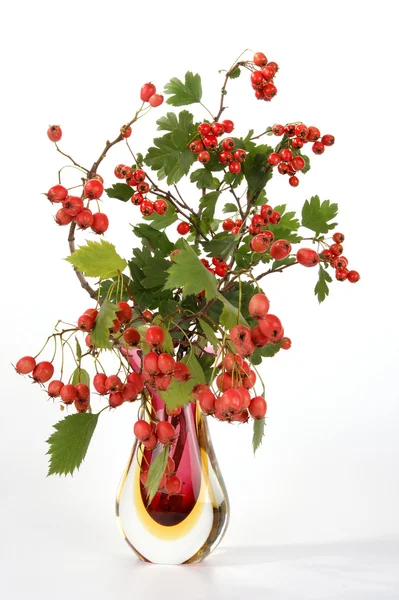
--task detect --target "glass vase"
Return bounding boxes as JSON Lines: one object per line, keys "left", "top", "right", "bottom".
{"left": 116, "top": 350, "right": 229, "bottom": 565}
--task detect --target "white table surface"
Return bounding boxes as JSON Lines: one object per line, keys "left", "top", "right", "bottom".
{"left": 2, "top": 536, "right": 398, "bottom": 599}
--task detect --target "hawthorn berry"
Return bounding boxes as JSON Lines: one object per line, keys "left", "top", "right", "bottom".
{"left": 121, "top": 383, "right": 138, "bottom": 402}
{"left": 198, "top": 150, "right": 211, "bottom": 164}
{"left": 296, "top": 248, "right": 320, "bottom": 267}
{"left": 285, "top": 124, "right": 296, "bottom": 137}
{"left": 348, "top": 270, "right": 360, "bottom": 283}
{"left": 249, "top": 396, "right": 267, "bottom": 419}
{"left": 250, "top": 233, "right": 270, "bottom": 253}
{"left": 63, "top": 196, "right": 83, "bottom": 217}
{"left": 47, "top": 125, "right": 62, "bottom": 142}
{"left": 166, "top": 475, "right": 182, "bottom": 494}
{"left": 270, "top": 211, "right": 281, "bottom": 224}
{"left": 123, "top": 328, "right": 140, "bottom": 346}
{"left": 270, "top": 239, "right": 292, "bottom": 260}
{"left": 199, "top": 390, "right": 216, "bottom": 415}
{"left": 253, "top": 52, "right": 268, "bottom": 67}
{"left": 307, "top": 126, "right": 321, "bottom": 141}
{"left": 234, "top": 149, "right": 247, "bottom": 162}
{"left": 177, "top": 222, "right": 191, "bottom": 235}
{"left": 76, "top": 209, "right": 94, "bottom": 229}
{"left": 336, "top": 268, "right": 349, "bottom": 281}
{"left": 48, "top": 380, "right": 64, "bottom": 398}
{"left": 219, "top": 151, "right": 233, "bottom": 164}
{"left": 120, "top": 124, "right": 132, "bottom": 138}
{"left": 131, "top": 192, "right": 144, "bottom": 206}
{"left": 292, "top": 156, "right": 305, "bottom": 171}
{"left": 258, "top": 314, "right": 283, "bottom": 340}
{"left": 16, "top": 356, "right": 36, "bottom": 375}
{"left": 251, "top": 71, "right": 264, "bottom": 87}
{"left": 93, "top": 373, "right": 107, "bottom": 395}
{"left": 281, "top": 337, "right": 292, "bottom": 350}
{"left": 203, "top": 135, "right": 218, "bottom": 149}
{"left": 77, "top": 313, "right": 95, "bottom": 331}
{"left": 189, "top": 140, "right": 204, "bottom": 154}
{"left": 333, "top": 232, "right": 345, "bottom": 244}
{"left": 330, "top": 243, "right": 343, "bottom": 257}
{"left": 156, "top": 421, "right": 176, "bottom": 445}
{"left": 145, "top": 325, "right": 165, "bottom": 347}
{"left": 47, "top": 185, "right": 68, "bottom": 203}
{"left": 289, "top": 175, "right": 299, "bottom": 187}
{"left": 222, "top": 138, "right": 235, "bottom": 151}
{"left": 91, "top": 212, "right": 109, "bottom": 234}
{"left": 229, "top": 161, "right": 241, "bottom": 174}
{"left": 109, "top": 392, "right": 124, "bottom": 408}
{"left": 272, "top": 124, "right": 284, "bottom": 136}
{"left": 280, "top": 148, "right": 293, "bottom": 162}
{"left": 222, "top": 119, "right": 234, "bottom": 133}
{"left": 322, "top": 134, "right": 335, "bottom": 146}
{"left": 140, "top": 200, "right": 154, "bottom": 216}
{"left": 267, "top": 152, "right": 281, "bottom": 166}
{"left": 295, "top": 124, "right": 308, "bottom": 139}
{"left": 60, "top": 384, "right": 77, "bottom": 404}
{"left": 230, "top": 325, "right": 251, "bottom": 345}
{"left": 149, "top": 94, "right": 164, "bottom": 107}
{"left": 84, "top": 179, "right": 104, "bottom": 199}
{"left": 312, "top": 141, "right": 325, "bottom": 155}
{"left": 251, "top": 325, "right": 269, "bottom": 347}
{"left": 198, "top": 123, "right": 211, "bottom": 136}
{"left": 105, "top": 375, "right": 122, "bottom": 393}
{"left": 75, "top": 383, "right": 90, "bottom": 401}
{"left": 211, "top": 122, "right": 225, "bottom": 136}
{"left": 249, "top": 293, "right": 270, "bottom": 319}
{"left": 32, "top": 361, "right": 54, "bottom": 384}
{"left": 261, "top": 65, "right": 275, "bottom": 80}
{"left": 140, "top": 83, "right": 156, "bottom": 102}
{"left": 158, "top": 353, "right": 175, "bottom": 374}
{"left": 173, "top": 362, "right": 191, "bottom": 382}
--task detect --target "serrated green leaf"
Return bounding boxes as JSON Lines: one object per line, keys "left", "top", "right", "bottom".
{"left": 229, "top": 67, "right": 241, "bottom": 79}
{"left": 159, "top": 299, "right": 179, "bottom": 317}
{"left": 164, "top": 72, "right": 202, "bottom": 106}
{"left": 243, "top": 144, "right": 274, "bottom": 197}
{"left": 71, "top": 367, "right": 90, "bottom": 386}
{"left": 66, "top": 240, "right": 127, "bottom": 279}
{"left": 217, "top": 292, "right": 248, "bottom": 329}
{"left": 198, "top": 318, "right": 220, "bottom": 352}
{"left": 253, "top": 418, "right": 265, "bottom": 453}
{"left": 105, "top": 183, "right": 133, "bottom": 202}
{"left": 222, "top": 203, "right": 238, "bottom": 214}
{"left": 201, "top": 231, "right": 237, "bottom": 260}
{"left": 159, "top": 353, "right": 205, "bottom": 411}
{"left": 75, "top": 338, "right": 82, "bottom": 361}
{"left": 302, "top": 195, "right": 338, "bottom": 237}
{"left": 200, "top": 191, "right": 220, "bottom": 224}
{"left": 91, "top": 300, "right": 119, "bottom": 349}
{"left": 314, "top": 264, "right": 333, "bottom": 303}
{"left": 190, "top": 168, "right": 219, "bottom": 190}
{"left": 133, "top": 223, "right": 174, "bottom": 256}
{"left": 46, "top": 412, "right": 100, "bottom": 476}
{"left": 161, "top": 327, "right": 174, "bottom": 354}
{"left": 145, "top": 446, "right": 169, "bottom": 504}
{"left": 251, "top": 341, "right": 284, "bottom": 365}
{"left": 266, "top": 224, "right": 303, "bottom": 244}
{"left": 164, "top": 240, "right": 217, "bottom": 301}
{"left": 156, "top": 110, "right": 193, "bottom": 132}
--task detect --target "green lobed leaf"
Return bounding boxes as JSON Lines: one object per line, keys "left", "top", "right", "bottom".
{"left": 229, "top": 67, "right": 241, "bottom": 79}
{"left": 91, "top": 300, "right": 119, "bottom": 349}
{"left": 159, "top": 353, "right": 205, "bottom": 411}
{"left": 251, "top": 341, "right": 284, "bottom": 365}
{"left": 242, "top": 144, "right": 274, "bottom": 198}
{"left": 190, "top": 168, "right": 220, "bottom": 190}
{"left": 222, "top": 203, "right": 238, "bottom": 214}
{"left": 201, "top": 231, "right": 237, "bottom": 261}
{"left": 253, "top": 418, "right": 265, "bottom": 454}
{"left": 156, "top": 110, "right": 193, "bottom": 132}
{"left": 315, "top": 264, "right": 333, "bottom": 303}
{"left": 105, "top": 183, "right": 134, "bottom": 202}
{"left": 198, "top": 318, "right": 220, "bottom": 352}
{"left": 46, "top": 412, "right": 100, "bottom": 476}
{"left": 144, "top": 446, "right": 169, "bottom": 504}
{"left": 164, "top": 72, "right": 202, "bottom": 106}
{"left": 66, "top": 240, "right": 127, "bottom": 280}
{"left": 302, "top": 195, "right": 338, "bottom": 237}
{"left": 71, "top": 367, "right": 90, "bottom": 387}
{"left": 200, "top": 191, "right": 220, "bottom": 224}
{"left": 133, "top": 223, "right": 174, "bottom": 256}
{"left": 163, "top": 240, "right": 218, "bottom": 301}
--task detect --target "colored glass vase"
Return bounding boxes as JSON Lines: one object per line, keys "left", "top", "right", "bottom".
{"left": 116, "top": 350, "right": 229, "bottom": 565}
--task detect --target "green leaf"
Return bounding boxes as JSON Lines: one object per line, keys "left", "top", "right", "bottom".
{"left": 91, "top": 300, "right": 119, "bottom": 349}
{"left": 164, "top": 72, "right": 202, "bottom": 106}
{"left": 271, "top": 256, "right": 296, "bottom": 270}
{"left": 200, "top": 191, "right": 220, "bottom": 224}
{"left": 243, "top": 144, "right": 273, "bottom": 197}
{"left": 71, "top": 367, "right": 90, "bottom": 386}
{"left": 46, "top": 412, "right": 100, "bottom": 476}
{"left": 143, "top": 200, "right": 178, "bottom": 230}
{"left": 75, "top": 338, "right": 82, "bottom": 361}
{"left": 251, "top": 341, "right": 284, "bottom": 365}
{"left": 104, "top": 183, "right": 133, "bottom": 202}
{"left": 302, "top": 195, "right": 338, "bottom": 237}
{"left": 159, "top": 299, "right": 179, "bottom": 317}
{"left": 66, "top": 240, "right": 127, "bottom": 279}
{"left": 164, "top": 240, "right": 218, "bottom": 301}
{"left": 267, "top": 224, "right": 302, "bottom": 244}
{"left": 315, "top": 264, "right": 333, "bottom": 303}
{"left": 190, "top": 168, "right": 220, "bottom": 190}
{"left": 159, "top": 353, "right": 205, "bottom": 411}
{"left": 222, "top": 203, "right": 238, "bottom": 214}
{"left": 99, "top": 275, "right": 132, "bottom": 302}
{"left": 198, "top": 318, "right": 220, "bottom": 352}
{"left": 217, "top": 292, "right": 248, "bottom": 329}
{"left": 145, "top": 110, "right": 196, "bottom": 185}
{"left": 229, "top": 67, "right": 241, "bottom": 79}
{"left": 133, "top": 223, "right": 174, "bottom": 256}
{"left": 144, "top": 445, "right": 169, "bottom": 504}
{"left": 253, "top": 418, "right": 265, "bottom": 454}
{"left": 201, "top": 231, "right": 237, "bottom": 260}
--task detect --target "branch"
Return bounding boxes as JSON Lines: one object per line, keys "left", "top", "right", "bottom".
{"left": 67, "top": 222, "right": 98, "bottom": 301}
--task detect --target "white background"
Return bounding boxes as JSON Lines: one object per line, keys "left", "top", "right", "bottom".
{"left": 1, "top": 0, "right": 398, "bottom": 598}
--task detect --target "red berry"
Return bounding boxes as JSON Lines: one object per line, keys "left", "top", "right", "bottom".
{"left": 62, "top": 196, "right": 83, "bottom": 217}
{"left": 272, "top": 124, "right": 284, "bottom": 136}
{"left": 189, "top": 139, "right": 204, "bottom": 154}
{"left": 198, "top": 123, "right": 211, "bottom": 136}
{"left": 93, "top": 373, "right": 107, "bottom": 395}
{"left": 140, "top": 83, "right": 156, "bottom": 102}
{"left": 177, "top": 222, "right": 191, "bottom": 235}
{"left": 109, "top": 392, "right": 124, "bottom": 408}
{"left": 292, "top": 137, "right": 304, "bottom": 149}
{"left": 261, "top": 65, "right": 275, "bottom": 80}
{"left": 294, "top": 124, "right": 308, "bottom": 139}
{"left": 140, "top": 200, "right": 154, "bottom": 216}
{"left": 32, "top": 361, "right": 54, "bottom": 384}
{"left": 137, "top": 181, "right": 150, "bottom": 194}
{"left": 249, "top": 293, "right": 270, "bottom": 319}
{"left": 322, "top": 134, "right": 335, "bottom": 146}
{"left": 336, "top": 268, "right": 349, "bottom": 281}
{"left": 333, "top": 232, "right": 345, "bottom": 243}
{"left": 280, "top": 148, "right": 293, "bottom": 162}
{"left": 234, "top": 149, "right": 246, "bottom": 162}
{"left": 47, "top": 185, "right": 68, "bottom": 203}
{"left": 260, "top": 204, "right": 273, "bottom": 219}
{"left": 158, "top": 353, "right": 175, "bottom": 374}
{"left": 230, "top": 325, "right": 251, "bottom": 345}
{"left": 235, "top": 219, "right": 243, "bottom": 227}
{"left": 281, "top": 337, "right": 292, "bottom": 350}
{"left": 143, "top": 432, "right": 158, "bottom": 450}
{"left": 292, "top": 156, "right": 305, "bottom": 171}
{"left": 231, "top": 226, "right": 240, "bottom": 234}
{"left": 219, "top": 150, "right": 233, "bottom": 164}
{"left": 296, "top": 248, "right": 320, "bottom": 267}
{"left": 16, "top": 356, "right": 36, "bottom": 375}
{"left": 198, "top": 151, "right": 211, "bottom": 164}
{"left": 250, "top": 71, "right": 264, "bottom": 87}
{"left": 127, "top": 372, "right": 144, "bottom": 393}
{"left": 312, "top": 141, "right": 325, "bottom": 155}
{"left": 222, "top": 138, "right": 235, "bottom": 151}
{"left": 267, "top": 61, "right": 278, "bottom": 74}
{"left": 48, "top": 380, "right": 64, "bottom": 398}
{"left": 270, "top": 211, "right": 281, "bottom": 225}
{"left": 348, "top": 270, "right": 360, "bottom": 283}
{"left": 132, "top": 169, "right": 146, "bottom": 183}
{"left": 229, "top": 161, "right": 241, "bottom": 174}
{"left": 222, "top": 119, "right": 234, "bottom": 133}
{"left": 156, "top": 421, "right": 176, "bottom": 445}
{"left": 223, "top": 218, "right": 235, "bottom": 231}
{"left": 122, "top": 382, "right": 138, "bottom": 402}
{"left": 270, "top": 239, "right": 292, "bottom": 260}
{"left": 251, "top": 325, "right": 269, "bottom": 347}
{"left": 211, "top": 122, "right": 225, "bottom": 136}
{"left": 165, "top": 474, "right": 182, "bottom": 494}
{"left": 250, "top": 233, "right": 270, "bottom": 253}
{"left": 173, "top": 362, "right": 191, "bottom": 382}
{"left": 249, "top": 396, "right": 267, "bottom": 419}
{"left": 114, "top": 164, "right": 125, "bottom": 179}
{"left": 84, "top": 179, "right": 104, "bottom": 200}
{"left": 77, "top": 313, "right": 95, "bottom": 331}
{"left": 123, "top": 328, "right": 140, "bottom": 346}
{"left": 75, "top": 383, "right": 90, "bottom": 401}
{"left": 60, "top": 384, "right": 77, "bottom": 404}
{"left": 120, "top": 124, "right": 132, "bottom": 138}
{"left": 320, "top": 249, "right": 332, "bottom": 262}
{"left": 258, "top": 314, "right": 283, "bottom": 341}
{"left": 75, "top": 209, "right": 94, "bottom": 230}
{"left": 134, "top": 420, "right": 153, "bottom": 442}
{"left": 131, "top": 192, "right": 144, "bottom": 206}
{"left": 307, "top": 126, "right": 321, "bottom": 141}
{"left": 277, "top": 162, "right": 289, "bottom": 175}
{"left": 263, "top": 82, "right": 277, "bottom": 98}
{"left": 221, "top": 388, "right": 243, "bottom": 413}
{"left": 267, "top": 152, "right": 281, "bottom": 166}
{"left": 149, "top": 94, "right": 164, "bottom": 107}
{"left": 289, "top": 175, "right": 299, "bottom": 187}
{"left": 91, "top": 212, "right": 109, "bottom": 234}
{"left": 203, "top": 135, "right": 218, "bottom": 149}
{"left": 285, "top": 124, "right": 296, "bottom": 137}
{"left": 47, "top": 125, "right": 62, "bottom": 142}
{"left": 253, "top": 52, "right": 268, "bottom": 67}
{"left": 144, "top": 352, "right": 159, "bottom": 375}
{"left": 116, "top": 301, "right": 133, "bottom": 323}
{"left": 199, "top": 390, "right": 216, "bottom": 415}
{"left": 330, "top": 243, "right": 343, "bottom": 257}
{"left": 104, "top": 374, "right": 122, "bottom": 393}
{"left": 145, "top": 325, "right": 165, "bottom": 346}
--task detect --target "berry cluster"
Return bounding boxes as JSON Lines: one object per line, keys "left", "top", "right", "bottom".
{"left": 201, "top": 256, "right": 230, "bottom": 278}
{"left": 268, "top": 123, "right": 335, "bottom": 186}
{"left": 320, "top": 232, "right": 360, "bottom": 283}
{"left": 47, "top": 178, "right": 109, "bottom": 234}
{"left": 140, "top": 82, "right": 164, "bottom": 108}
{"left": 114, "top": 165, "right": 168, "bottom": 218}
{"left": 223, "top": 203, "right": 282, "bottom": 244}
{"left": 250, "top": 52, "right": 278, "bottom": 102}
{"left": 189, "top": 120, "right": 247, "bottom": 174}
